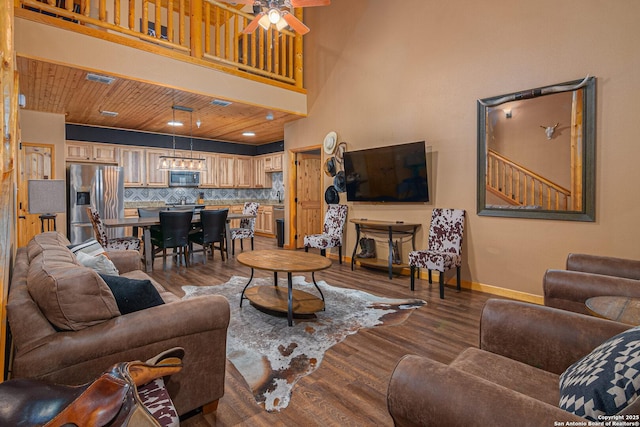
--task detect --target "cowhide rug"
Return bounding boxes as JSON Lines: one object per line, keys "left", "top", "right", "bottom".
{"left": 182, "top": 275, "right": 425, "bottom": 412}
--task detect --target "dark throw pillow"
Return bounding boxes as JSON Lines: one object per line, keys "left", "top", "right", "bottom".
{"left": 99, "top": 274, "right": 165, "bottom": 315}
{"left": 559, "top": 325, "right": 640, "bottom": 420}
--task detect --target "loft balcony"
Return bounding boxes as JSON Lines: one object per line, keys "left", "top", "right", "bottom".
{"left": 14, "top": 0, "right": 308, "bottom": 143}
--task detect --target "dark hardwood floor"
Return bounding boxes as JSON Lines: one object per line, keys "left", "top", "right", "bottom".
{"left": 148, "top": 236, "right": 507, "bottom": 426}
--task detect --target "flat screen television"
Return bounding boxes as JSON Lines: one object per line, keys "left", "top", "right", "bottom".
{"left": 344, "top": 141, "right": 429, "bottom": 203}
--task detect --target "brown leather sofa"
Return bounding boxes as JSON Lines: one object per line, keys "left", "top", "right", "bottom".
{"left": 386, "top": 299, "right": 636, "bottom": 426}
{"left": 8, "top": 232, "right": 230, "bottom": 416}
{"left": 544, "top": 253, "right": 640, "bottom": 314}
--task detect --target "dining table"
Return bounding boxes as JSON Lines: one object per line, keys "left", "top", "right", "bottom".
{"left": 103, "top": 212, "right": 256, "bottom": 271}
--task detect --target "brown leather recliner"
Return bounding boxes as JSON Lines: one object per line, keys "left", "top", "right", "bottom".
{"left": 386, "top": 299, "right": 636, "bottom": 426}
{"left": 544, "top": 253, "right": 640, "bottom": 315}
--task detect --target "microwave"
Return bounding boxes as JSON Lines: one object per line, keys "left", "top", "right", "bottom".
{"left": 169, "top": 171, "right": 200, "bottom": 187}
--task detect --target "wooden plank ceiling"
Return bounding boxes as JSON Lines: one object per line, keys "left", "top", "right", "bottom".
{"left": 17, "top": 57, "right": 303, "bottom": 145}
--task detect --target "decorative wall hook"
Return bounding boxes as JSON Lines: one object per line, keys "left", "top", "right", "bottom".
{"left": 540, "top": 122, "right": 559, "bottom": 140}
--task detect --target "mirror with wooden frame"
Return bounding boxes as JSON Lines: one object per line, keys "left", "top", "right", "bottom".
{"left": 477, "top": 76, "right": 596, "bottom": 221}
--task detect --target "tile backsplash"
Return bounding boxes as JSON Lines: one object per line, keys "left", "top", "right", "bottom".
{"left": 124, "top": 172, "right": 284, "bottom": 204}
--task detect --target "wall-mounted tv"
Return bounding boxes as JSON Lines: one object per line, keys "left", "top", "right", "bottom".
{"left": 344, "top": 141, "right": 429, "bottom": 203}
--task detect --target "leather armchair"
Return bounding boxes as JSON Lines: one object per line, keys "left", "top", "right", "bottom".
{"left": 387, "top": 299, "right": 633, "bottom": 427}
{"left": 544, "top": 253, "right": 640, "bottom": 315}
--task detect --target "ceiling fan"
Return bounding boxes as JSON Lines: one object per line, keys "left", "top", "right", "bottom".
{"left": 223, "top": 0, "right": 330, "bottom": 35}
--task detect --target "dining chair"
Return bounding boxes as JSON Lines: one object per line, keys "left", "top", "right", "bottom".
{"left": 189, "top": 209, "right": 228, "bottom": 264}
{"left": 408, "top": 208, "right": 466, "bottom": 299}
{"left": 230, "top": 202, "right": 259, "bottom": 255}
{"left": 86, "top": 206, "right": 141, "bottom": 251}
{"left": 304, "top": 204, "right": 348, "bottom": 263}
{"left": 150, "top": 210, "right": 193, "bottom": 271}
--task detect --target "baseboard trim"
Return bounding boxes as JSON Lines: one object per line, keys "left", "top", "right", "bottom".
{"left": 329, "top": 253, "right": 543, "bottom": 305}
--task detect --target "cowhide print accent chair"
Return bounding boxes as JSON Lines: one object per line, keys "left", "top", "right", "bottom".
{"left": 86, "top": 206, "right": 141, "bottom": 251}
{"left": 304, "top": 204, "right": 348, "bottom": 264}
{"left": 230, "top": 202, "right": 259, "bottom": 255}
{"left": 409, "top": 208, "right": 466, "bottom": 299}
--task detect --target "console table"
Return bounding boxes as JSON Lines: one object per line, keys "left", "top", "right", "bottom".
{"left": 350, "top": 219, "right": 421, "bottom": 279}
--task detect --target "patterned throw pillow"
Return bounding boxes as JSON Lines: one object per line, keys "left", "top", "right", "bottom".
{"left": 559, "top": 326, "right": 640, "bottom": 420}
{"left": 68, "top": 239, "right": 105, "bottom": 257}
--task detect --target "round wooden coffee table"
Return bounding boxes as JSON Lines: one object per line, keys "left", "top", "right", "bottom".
{"left": 237, "top": 250, "right": 332, "bottom": 326}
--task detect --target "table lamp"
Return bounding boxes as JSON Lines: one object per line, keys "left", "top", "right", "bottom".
{"left": 28, "top": 179, "right": 66, "bottom": 232}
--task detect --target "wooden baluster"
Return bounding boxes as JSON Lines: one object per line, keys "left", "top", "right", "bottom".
{"left": 178, "top": 0, "right": 184, "bottom": 46}
{"left": 204, "top": 1, "right": 211, "bottom": 54}
{"left": 167, "top": 0, "right": 173, "bottom": 42}
{"left": 128, "top": 0, "right": 134, "bottom": 29}
{"left": 154, "top": 0, "right": 161, "bottom": 39}
{"left": 65, "top": 0, "right": 73, "bottom": 13}
{"left": 224, "top": 10, "right": 230, "bottom": 60}
{"left": 288, "top": 34, "right": 294, "bottom": 78}
{"left": 242, "top": 20, "right": 248, "bottom": 65}
{"left": 294, "top": 9, "right": 303, "bottom": 88}
{"left": 142, "top": 0, "right": 148, "bottom": 36}
{"left": 114, "top": 0, "right": 120, "bottom": 25}
{"left": 266, "top": 27, "right": 272, "bottom": 72}
{"left": 273, "top": 29, "right": 280, "bottom": 75}
{"left": 214, "top": 2, "right": 220, "bottom": 57}
{"left": 190, "top": 0, "right": 202, "bottom": 57}
{"left": 258, "top": 28, "right": 265, "bottom": 70}
{"left": 99, "top": 0, "right": 105, "bottom": 21}
{"left": 233, "top": 14, "right": 239, "bottom": 62}
{"left": 82, "top": 0, "right": 90, "bottom": 16}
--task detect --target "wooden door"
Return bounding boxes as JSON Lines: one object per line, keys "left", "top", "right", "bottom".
{"left": 295, "top": 152, "right": 322, "bottom": 249}
{"left": 17, "top": 143, "right": 55, "bottom": 247}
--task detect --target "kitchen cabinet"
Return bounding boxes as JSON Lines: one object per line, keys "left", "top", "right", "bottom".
{"left": 199, "top": 154, "right": 219, "bottom": 188}
{"left": 217, "top": 155, "right": 236, "bottom": 188}
{"left": 252, "top": 156, "right": 272, "bottom": 188}
{"left": 66, "top": 142, "right": 117, "bottom": 163}
{"left": 264, "top": 153, "right": 283, "bottom": 172}
{"left": 255, "top": 205, "right": 274, "bottom": 234}
{"left": 118, "top": 147, "right": 145, "bottom": 187}
{"left": 145, "top": 149, "right": 169, "bottom": 187}
{"left": 236, "top": 156, "right": 253, "bottom": 188}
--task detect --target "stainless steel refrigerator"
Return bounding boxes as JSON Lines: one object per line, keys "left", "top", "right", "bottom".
{"left": 67, "top": 163, "right": 125, "bottom": 244}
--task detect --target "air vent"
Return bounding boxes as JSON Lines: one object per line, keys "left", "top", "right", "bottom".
{"left": 99, "top": 110, "right": 119, "bottom": 117}
{"left": 211, "top": 99, "right": 232, "bottom": 107}
{"left": 86, "top": 73, "right": 116, "bottom": 85}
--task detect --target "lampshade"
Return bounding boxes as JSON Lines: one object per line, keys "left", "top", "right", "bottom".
{"left": 28, "top": 179, "right": 66, "bottom": 214}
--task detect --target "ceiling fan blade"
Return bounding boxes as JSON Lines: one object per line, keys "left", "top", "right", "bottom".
{"left": 243, "top": 12, "right": 265, "bottom": 34}
{"left": 290, "top": 0, "right": 330, "bottom": 7}
{"left": 281, "top": 11, "right": 310, "bottom": 34}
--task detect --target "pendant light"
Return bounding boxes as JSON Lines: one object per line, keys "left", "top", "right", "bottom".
{"left": 158, "top": 105, "right": 207, "bottom": 171}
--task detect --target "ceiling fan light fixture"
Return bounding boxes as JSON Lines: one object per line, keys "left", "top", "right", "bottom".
{"left": 258, "top": 14, "right": 271, "bottom": 30}
{"left": 275, "top": 18, "right": 288, "bottom": 31}
{"left": 268, "top": 8, "right": 281, "bottom": 24}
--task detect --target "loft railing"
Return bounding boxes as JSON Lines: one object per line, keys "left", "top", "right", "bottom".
{"left": 15, "top": 0, "right": 303, "bottom": 89}
{"left": 487, "top": 149, "right": 571, "bottom": 210}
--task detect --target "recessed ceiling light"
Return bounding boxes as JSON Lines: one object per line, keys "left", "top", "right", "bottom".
{"left": 168, "top": 121, "right": 184, "bottom": 127}
{"left": 243, "top": 132, "right": 256, "bottom": 137}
